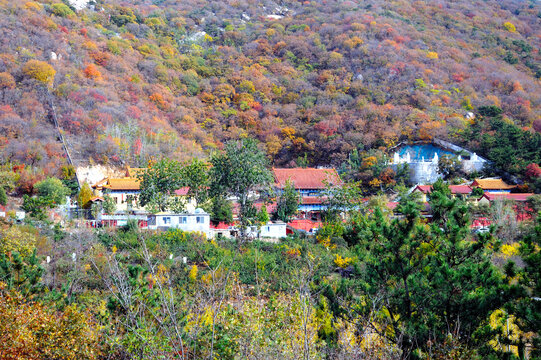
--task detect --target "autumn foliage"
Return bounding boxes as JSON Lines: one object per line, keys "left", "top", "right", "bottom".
{"left": 22, "top": 60, "right": 55, "bottom": 85}
{"left": 84, "top": 63, "right": 101, "bottom": 79}
{"left": 0, "top": 0, "right": 537, "bottom": 184}
{"left": 0, "top": 283, "right": 100, "bottom": 359}
{"left": 0, "top": 72, "right": 15, "bottom": 89}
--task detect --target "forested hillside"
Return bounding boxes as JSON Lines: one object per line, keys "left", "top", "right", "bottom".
{"left": 0, "top": 0, "right": 540, "bottom": 181}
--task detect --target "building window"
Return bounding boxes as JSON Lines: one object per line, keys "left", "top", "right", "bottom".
{"left": 163, "top": 217, "right": 171, "bottom": 225}
{"left": 180, "top": 217, "right": 187, "bottom": 224}
{"left": 196, "top": 216, "right": 204, "bottom": 224}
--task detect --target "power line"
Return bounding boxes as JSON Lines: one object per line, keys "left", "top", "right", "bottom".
{"left": 46, "top": 88, "right": 80, "bottom": 189}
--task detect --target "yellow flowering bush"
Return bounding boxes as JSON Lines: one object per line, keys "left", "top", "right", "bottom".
{"left": 0, "top": 225, "right": 39, "bottom": 257}
{"left": 500, "top": 243, "right": 519, "bottom": 258}
{"left": 334, "top": 254, "right": 354, "bottom": 268}
{"left": 189, "top": 264, "right": 198, "bottom": 282}
{"left": 503, "top": 22, "right": 516, "bottom": 33}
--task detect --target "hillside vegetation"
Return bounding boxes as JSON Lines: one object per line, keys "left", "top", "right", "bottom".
{"left": 0, "top": 0, "right": 539, "bottom": 191}
{"left": 1, "top": 186, "right": 540, "bottom": 359}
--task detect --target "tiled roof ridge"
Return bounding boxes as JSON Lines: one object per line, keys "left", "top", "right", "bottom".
{"left": 273, "top": 167, "right": 342, "bottom": 189}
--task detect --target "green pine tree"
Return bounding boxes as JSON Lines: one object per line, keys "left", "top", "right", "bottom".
{"left": 0, "top": 249, "right": 44, "bottom": 297}
{"left": 209, "top": 196, "right": 233, "bottom": 225}
{"left": 510, "top": 215, "right": 541, "bottom": 358}
{"left": 332, "top": 182, "right": 520, "bottom": 358}
{"left": 0, "top": 186, "right": 7, "bottom": 206}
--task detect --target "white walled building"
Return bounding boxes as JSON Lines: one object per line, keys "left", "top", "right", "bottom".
{"left": 390, "top": 141, "right": 487, "bottom": 184}
{"left": 259, "top": 222, "right": 287, "bottom": 239}
{"left": 147, "top": 208, "right": 211, "bottom": 237}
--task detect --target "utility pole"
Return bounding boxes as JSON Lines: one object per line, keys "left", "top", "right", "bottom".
{"left": 46, "top": 88, "right": 80, "bottom": 189}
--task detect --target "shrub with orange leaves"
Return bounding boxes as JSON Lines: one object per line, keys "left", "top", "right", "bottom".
{"left": 199, "top": 91, "right": 216, "bottom": 103}
{"left": 24, "top": 2, "right": 41, "bottom": 11}
{"left": 343, "top": 36, "right": 363, "bottom": 49}
{"left": 149, "top": 92, "right": 168, "bottom": 110}
{"left": 281, "top": 126, "right": 296, "bottom": 139}
{"left": 84, "top": 64, "right": 101, "bottom": 79}
{"left": 368, "top": 178, "right": 382, "bottom": 188}
{"left": 361, "top": 156, "right": 377, "bottom": 169}
{"left": 0, "top": 72, "right": 15, "bottom": 89}
{"left": 90, "top": 51, "right": 110, "bottom": 66}
{"left": 83, "top": 40, "right": 98, "bottom": 50}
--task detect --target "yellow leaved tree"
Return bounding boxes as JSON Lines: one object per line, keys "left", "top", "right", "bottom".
{"left": 0, "top": 225, "right": 39, "bottom": 257}
{"left": 0, "top": 283, "right": 101, "bottom": 359}
{"left": 22, "top": 60, "right": 55, "bottom": 85}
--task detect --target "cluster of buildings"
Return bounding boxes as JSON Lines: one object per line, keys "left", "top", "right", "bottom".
{"left": 385, "top": 141, "right": 535, "bottom": 228}
{"left": 5, "top": 158, "right": 535, "bottom": 238}
{"left": 65, "top": 157, "right": 536, "bottom": 239}
{"left": 3, "top": 137, "right": 535, "bottom": 238}
{"left": 400, "top": 178, "right": 535, "bottom": 227}
{"left": 83, "top": 167, "right": 342, "bottom": 239}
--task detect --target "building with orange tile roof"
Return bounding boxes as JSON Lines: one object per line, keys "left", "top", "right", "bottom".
{"left": 273, "top": 168, "right": 342, "bottom": 192}
{"left": 93, "top": 177, "right": 144, "bottom": 212}
{"left": 93, "top": 177, "right": 197, "bottom": 213}
{"left": 471, "top": 178, "right": 516, "bottom": 193}
{"left": 273, "top": 168, "right": 341, "bottom": 218}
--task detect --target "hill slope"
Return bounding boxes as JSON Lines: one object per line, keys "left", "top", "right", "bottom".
{"left": 0, "top": 0, "right": 539, "bottom": 179}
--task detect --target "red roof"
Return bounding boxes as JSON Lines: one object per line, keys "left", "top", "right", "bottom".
{"left": 174, "top": 187, "right": 190, "bottom": 196}
{"left": 386, "top": 202, "right": 399, "bottom": 210}
{"left": 414, "top": 185, "right": 472, "bottom": 195}
{"left": 449, "top": 185, "right": 473, "bottom": 194}
{"left": 273, "top": 168, "right": 342, "bottom": 190}
{"left": 287, "top": 219, "right": 322, "bottom": 232}
{"left": 480, "top": 193, "right": 534, "bottom": 202}
{"left": 472, "top": 217, "right": 492, "bottom": 228}
{"left": 210, "top": 222, "right": 233, "bottom": 230}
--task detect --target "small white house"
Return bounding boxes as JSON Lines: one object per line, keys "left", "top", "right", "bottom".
{"left": 242, "top": 222, "right": 287, "bottom": 240}
{"left": 260, "top": 222, "right": 287, "bottom": 239}
{"left": 147, "top": 208, "right": 211, "bottom": 237}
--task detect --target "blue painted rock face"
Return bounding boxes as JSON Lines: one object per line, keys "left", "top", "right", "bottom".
{"left": 398, "top": 144, "right": 455, "bottom": 162}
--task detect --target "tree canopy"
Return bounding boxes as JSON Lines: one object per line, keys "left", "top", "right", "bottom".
{"left": 334, "top": 182, "right": 522, "bottom": 358}
{"left": 210, "top": 138, "right": 272, "bottom": 231}
{"left": 138, "top": 159, "right": 183, "bottom": 213}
